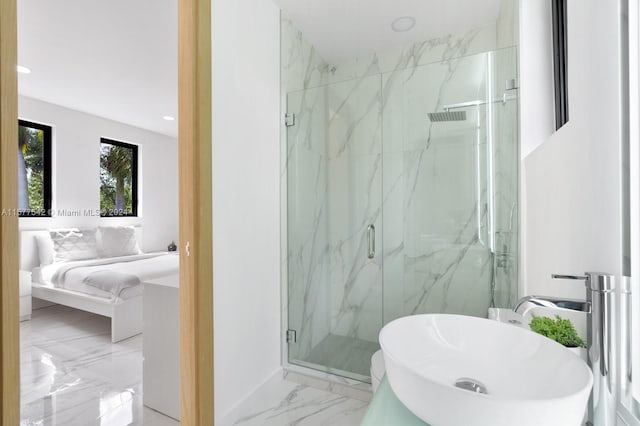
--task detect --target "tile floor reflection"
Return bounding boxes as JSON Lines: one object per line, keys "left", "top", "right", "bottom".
{"left": 20, "top": 305, "right": 177, "bottom": 426}
{"left": 21, "top": 305, "right": 369, "bottom": 426}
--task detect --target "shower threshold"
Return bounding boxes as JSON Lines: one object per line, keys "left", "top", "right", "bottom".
{"left": 291, "top": 334, "right": 380, "bottom": 382}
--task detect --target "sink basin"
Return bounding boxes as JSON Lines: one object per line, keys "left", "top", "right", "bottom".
{"left": 379, "top": 314, "right": 593, "bottom": 426}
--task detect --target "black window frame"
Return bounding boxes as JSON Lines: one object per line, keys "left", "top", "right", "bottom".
{"left": 18, "top": 119, "right": 52, "bottom": 218}
{"left": 99, "top": 138, "right": 139, "bottom": 217}
{"left": 552, "top": 0, "right": 569, "bottom": 130}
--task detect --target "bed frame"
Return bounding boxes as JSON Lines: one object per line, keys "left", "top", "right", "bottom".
{"left": 20, "top": 228, "right": 144, "bottom": 343}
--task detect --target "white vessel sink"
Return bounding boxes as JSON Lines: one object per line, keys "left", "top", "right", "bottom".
{"left": 379, "top": 314, "right": 593, "bottom": 426}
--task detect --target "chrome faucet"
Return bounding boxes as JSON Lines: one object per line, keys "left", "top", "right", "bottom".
{"left": 513, "top": 295, "right": 590, "bottom": 318}
{"left": 552, "top": 272, "right": 616, "bottom": 426}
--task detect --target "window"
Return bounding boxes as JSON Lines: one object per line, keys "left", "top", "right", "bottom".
{"left": 552, "top": 0, "right": 569, "bottom": 129}
{"left": 100, "top": 138, "right": 138, "bottom": 217}
{"left": 18, "top": 120, "right": 52, "bottom": 217}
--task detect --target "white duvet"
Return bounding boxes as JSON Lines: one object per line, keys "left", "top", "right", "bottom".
{"left": 35, "top": 253, "right": 179, "bottom": 301}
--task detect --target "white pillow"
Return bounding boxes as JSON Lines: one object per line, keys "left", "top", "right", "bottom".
{"left": 35, "top": 234, "right": 54, "bottom": 265}
{"left": 98, "top": 226, "right": 141, "bottom": 258}
{"left": 50, "top": 228, "right": 98, "bottom": 262}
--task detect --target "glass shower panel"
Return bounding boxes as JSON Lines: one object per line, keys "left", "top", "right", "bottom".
{"left": 286, "top": 74, "right": 383, "bottom": 381}
{"left": 382, "top": 48, "right": 519, "bottom": 323}
{"left": 487, "top": 48, "right": 520, "bottom": 308}
{"left": 284, "top": 47, "right": 519, "bottom": 382}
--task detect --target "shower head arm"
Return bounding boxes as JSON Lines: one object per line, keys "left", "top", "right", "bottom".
{"left": 442, "top": 94, "right": 518, "bottom": 111}
{"left": 443, "top": 100, "right": 484, "bottom": 111}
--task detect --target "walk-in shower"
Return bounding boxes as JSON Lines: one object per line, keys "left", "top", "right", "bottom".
{"left": 281, "top": 29, "right": 519, "bottom": 382}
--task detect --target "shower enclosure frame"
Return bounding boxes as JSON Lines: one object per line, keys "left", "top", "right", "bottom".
{"left": 279, "top": 45, "right": 521, "bottom": 386}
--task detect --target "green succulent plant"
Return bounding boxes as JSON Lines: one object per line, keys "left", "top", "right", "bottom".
{"left": 529, "top": 315, "right": 586, "bottom": 348}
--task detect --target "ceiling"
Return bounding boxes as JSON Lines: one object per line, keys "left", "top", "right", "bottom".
{"left": 17, "top": 0, "right": 178, "bottom": 137}
{"left": 17, "top": 0, "right": 500, "bottom": 138}
{"left": 272, "top": 0, "right": 502, "bottom": 64}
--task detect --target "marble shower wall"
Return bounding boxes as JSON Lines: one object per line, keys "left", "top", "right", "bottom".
{"left": 282, "top": 0, "right": 520, "bottom": 360}
{"left": 497, "top": 0, "right": 520, "bottom": 49}
{"left": 281, "top": 18, "right": 329, "bottom": 362}
{"left": 324, "top": 76, "right": 384, "bottom": 343}
{"left": 382, "top": 53, "right": 491, "bottom": 322}
{"left": 285, "top": 84, "right": 332, "bottom": 361}
{"left": 381, "top": 48, "right": 519, "bottom": 324}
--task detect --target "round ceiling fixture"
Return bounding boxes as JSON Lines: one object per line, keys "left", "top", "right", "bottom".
{"left": 162, "top": 116, "right": 175, "bottom": 121}
{"left": 17, "top": 65, "right": 31, "bottom": 74}
{"left": 391, "top": 16, "right": 416, "bottom": 33}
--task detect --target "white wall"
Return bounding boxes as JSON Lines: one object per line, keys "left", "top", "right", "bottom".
{"left": 519, "top": 0, "right": 555, "bottom": 159}
{"left": 211, "top": 0, "right": 281, "bottom": 421}
{"left": 522, "top": 0, "right": 623, "bottom": 299}
{"left": 18, "top": 96, "right": 178, "bottom": 252}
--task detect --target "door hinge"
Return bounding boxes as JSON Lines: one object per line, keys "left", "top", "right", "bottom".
{"left": 505, "top": 78, "right": 519, "bottom": 90}
{"left": 286, "top": 329, "right": 297, "bottom": 343}
{"left": 284, "top": 113, "right": 296, "bottom": 127}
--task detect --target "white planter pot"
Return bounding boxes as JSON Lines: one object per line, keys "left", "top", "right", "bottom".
{"left": 566, "top": 346, "right": 588, "bottom": 363}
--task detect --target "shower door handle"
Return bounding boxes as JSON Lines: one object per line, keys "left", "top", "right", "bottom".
{"left": 367, "top": 225, "right": 375, "bottom": 259}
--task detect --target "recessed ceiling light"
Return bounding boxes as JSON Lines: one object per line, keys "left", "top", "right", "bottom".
{"left": 162, "top": 116, "right": 175, "bottom": 121}
{"left": 391, "top": 16, "right": 416, "bottom": 33}
{"left": 17, "top": 65, "right": 31, "bottom": 74}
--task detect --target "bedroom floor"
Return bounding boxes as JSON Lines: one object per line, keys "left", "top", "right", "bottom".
{"left": 19, "top": 304, "right": 177, "bottom": 426}
{"left": 20, "top": 304, "right": 370, "bottom": 425}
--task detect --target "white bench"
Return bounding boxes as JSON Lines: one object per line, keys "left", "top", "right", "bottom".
{"left": 143, "top": 273, "right": 180, "bottom": 420}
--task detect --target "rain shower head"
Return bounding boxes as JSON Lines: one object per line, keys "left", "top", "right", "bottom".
{"left": 427, "top": 110, "right": 467, "bottom": 122}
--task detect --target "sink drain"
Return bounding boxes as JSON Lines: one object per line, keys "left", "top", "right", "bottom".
{"left": 454, "top": 378, "right": 488, "bottom": 394}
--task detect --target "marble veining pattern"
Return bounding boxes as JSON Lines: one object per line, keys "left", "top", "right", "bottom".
{"left": 281, "top": 4, "right": 519, "bottom": 381}
{"left": 20, "top": 305, "right": 178, "bottom": 426}
{"left": 282, "top": 369, "right": 372, "bottom": 403}
{"left": 381, "top": 48, "right": 519, "bottom": 320}
{"left": 286, "top": 83, "right": 332, "bottom": 361}
{"left": 325, "top": 75, "right": 383, "bottom": 343}
{"left": 219, "top": 372, "right": 367, "bottom": 426}
{"left": 304, "top": 334, "right": 379, "bottom": 379}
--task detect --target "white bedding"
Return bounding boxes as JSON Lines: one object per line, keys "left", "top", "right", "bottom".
{"left": 33, "top": 253, "right": 179, "bottom": 301}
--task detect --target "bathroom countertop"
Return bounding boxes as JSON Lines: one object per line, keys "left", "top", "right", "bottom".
{"left": 361, "top": 376, "right": 429, "bottom": 426}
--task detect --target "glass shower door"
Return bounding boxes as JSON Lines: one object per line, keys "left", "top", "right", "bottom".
{"left": 381, "top": 48, "right": 519, "bottom": 324}
{"left": 286, "top": 74, "right": 383, "bottom": 381}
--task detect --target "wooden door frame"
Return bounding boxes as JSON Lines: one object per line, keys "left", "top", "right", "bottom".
{"left": 0, "top": 0, "right": 214, "bottom": 424}
{"left": 0, "top": 0, "right": 20, "bottom": 423}
{"left": 178, "top": 0, "right": 214, "bottom": 424}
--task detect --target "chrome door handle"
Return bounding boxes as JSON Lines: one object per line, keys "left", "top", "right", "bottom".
{"left": 367, "top": 225, "right": 375, "bottom": 259}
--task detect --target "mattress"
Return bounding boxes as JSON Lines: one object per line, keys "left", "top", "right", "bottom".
{"left": 32, "top": 253, "right": 179, "bottom": 301}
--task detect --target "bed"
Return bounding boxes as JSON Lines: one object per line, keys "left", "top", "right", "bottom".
{"left": 20, "top": 227, "right": 179, "bottom": 343}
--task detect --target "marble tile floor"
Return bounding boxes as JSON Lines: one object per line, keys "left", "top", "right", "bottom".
{"left": 20, "top": 305, "right": 178, "bottom": 426}
{"left": 220, "top": 372, "right": 369, "bottom": 426}
{"left": 21, "top": 305, "right": 370, "bottom": 425}
{"left": 305, "top": 334, "right": 379, "bottom": 379}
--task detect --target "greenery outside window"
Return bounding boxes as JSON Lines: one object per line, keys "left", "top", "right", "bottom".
{"left": 100, "top": 138, "right": 138, "bottom": 217}
{"left": 18, "top": 120, "right": 52, "bottom": 217}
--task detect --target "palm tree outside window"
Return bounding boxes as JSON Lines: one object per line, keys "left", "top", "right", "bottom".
{"left": 18, "top": 120, "right": 52, "bottom": 217}
{"left": 100, "top": 138, "right": 138, "bottom": 217}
